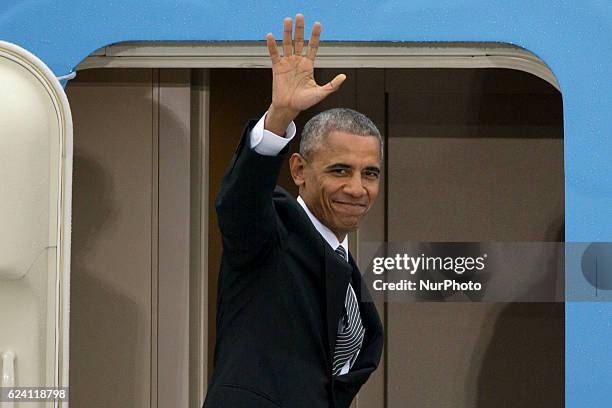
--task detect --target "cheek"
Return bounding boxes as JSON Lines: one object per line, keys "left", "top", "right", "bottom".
{"left": 320, "top": 185, "right": 339, "bottom": 216}
{"left": 369, "top": 185, "right": 380, "bottom": 200}
{"left": 322, "top": 182, "right": 342, "bottom": 203}
{"left": 315, "top": 177, "right": 332, "bottom": 196}
{"left": 368, "top": 179, "right": 381, "bottom": 195}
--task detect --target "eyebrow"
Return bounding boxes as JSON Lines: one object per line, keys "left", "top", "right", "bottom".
{"left": 326, "top": 163, "right": 381, "bottom": 174}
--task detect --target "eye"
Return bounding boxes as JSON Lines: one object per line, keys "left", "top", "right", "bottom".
{"left": 364, "top": 170, "right": 380, "bottom": 179}
{"left": 332, "top": 168, "right": 349, "bottom": 175}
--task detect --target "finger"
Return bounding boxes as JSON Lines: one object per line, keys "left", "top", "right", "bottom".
{"left": 320, "top": 73, "right": 346, "bottom": 94}
{"left": 306, "top": 21, "right": 321, "bottom": 61}
{"left": 282, "top": 17, "right": 293, "bottom": 57}
{"left": 266, "top": 33, "right": 281, "bottom": 64}
{"left": 294, "top": 13, "right": 305, "bottom": 55}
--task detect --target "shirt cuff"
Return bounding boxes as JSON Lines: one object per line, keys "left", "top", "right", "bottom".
{"left": 249, "top": 111, "right": 296, "bottom": 156}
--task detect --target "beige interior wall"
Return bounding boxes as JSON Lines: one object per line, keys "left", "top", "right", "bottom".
{"left": 67, "top": 68, "right": 155, "bottom": 407}
{"left": 67, "top": 68, "right": 204, "bottom": 408}
{"left": 157, "top": 69, "right": 192, "bottom": 408}
{"left": 384, "top": 68, "right": 564, "bottom": 408}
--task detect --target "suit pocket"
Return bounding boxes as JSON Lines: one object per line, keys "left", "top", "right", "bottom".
{"left": 214, "top": 383, "right": 281, "bottom": 408}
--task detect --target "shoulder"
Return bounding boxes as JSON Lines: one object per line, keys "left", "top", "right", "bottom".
{"left": 272, "top": 187, "right": 326, "bottom": 251}
{"left": 272, "top": 186, "right": 297, "bottom": 231}
{"left": 272, "top": 186, "right": 302, "bottom": 221}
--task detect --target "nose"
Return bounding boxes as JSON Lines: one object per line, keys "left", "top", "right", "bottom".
{"left": 343, "top": 173, "right": 366, "bottom": 198}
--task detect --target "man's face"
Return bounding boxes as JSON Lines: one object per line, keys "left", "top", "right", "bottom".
{"left": 290, "top": 130, "right": 381, "bottom": 240}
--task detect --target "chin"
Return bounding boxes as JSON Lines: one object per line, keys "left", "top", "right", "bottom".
{"left": 339, "top": 220, "right": 361, "bottom": 232}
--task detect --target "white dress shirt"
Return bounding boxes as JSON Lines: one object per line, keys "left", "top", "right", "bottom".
{"left": 249, "top": 111, "right": 361, "bottom": 375}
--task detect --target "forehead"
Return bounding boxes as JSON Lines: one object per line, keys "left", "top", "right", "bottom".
{"left": 313, "top": 130, "right": 381, "bottom": 165}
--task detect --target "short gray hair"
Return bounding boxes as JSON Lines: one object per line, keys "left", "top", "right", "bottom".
{"left": 299, "top": 108, "right": 383, "bottom": 161}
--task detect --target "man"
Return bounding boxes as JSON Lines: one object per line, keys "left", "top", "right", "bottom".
{"left": 203, "top": 14, "right": 383, "bottom": 408}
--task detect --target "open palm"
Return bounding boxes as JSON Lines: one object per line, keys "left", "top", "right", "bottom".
{"left": 266, "top": 15, "right": 346, "bottom": 115}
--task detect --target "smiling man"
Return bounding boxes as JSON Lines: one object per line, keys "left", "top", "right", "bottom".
{"left": 203, "top": 14, "right": 384, "bottom": 408}
{"left": 290, "top": 109, "right": 382, "bottom": 242}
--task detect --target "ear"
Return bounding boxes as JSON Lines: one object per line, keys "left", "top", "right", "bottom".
{"left": 289, "top": 153, "right": 307, "bottom": 187}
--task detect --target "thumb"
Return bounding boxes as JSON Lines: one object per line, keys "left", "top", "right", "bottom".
{"left": 320, "top": 73, "right": 347, "bottom": 94}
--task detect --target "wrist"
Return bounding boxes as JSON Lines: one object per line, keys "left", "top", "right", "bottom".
{"left": 265, "top": 104, "right": 298, "bottom": 136}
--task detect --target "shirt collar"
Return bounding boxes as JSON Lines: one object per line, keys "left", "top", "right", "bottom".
{"left": 297, "top": 195, "right": 348, "bottom": 258}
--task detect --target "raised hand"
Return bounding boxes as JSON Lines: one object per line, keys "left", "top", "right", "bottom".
{"left": 264, "top": 14, "right": 346, "bottom": 135}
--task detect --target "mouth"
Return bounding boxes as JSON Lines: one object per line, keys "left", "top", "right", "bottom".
{"left": 332, "top": 200, "right": 367, "bottom": 214}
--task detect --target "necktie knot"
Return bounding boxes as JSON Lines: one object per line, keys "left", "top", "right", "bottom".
{"left": 335, "top": 245, "right": 347, "bottom": 262}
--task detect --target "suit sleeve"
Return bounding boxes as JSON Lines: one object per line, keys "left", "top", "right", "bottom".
{"left": 214, "top": 118, "right": 294, "bottom": 269}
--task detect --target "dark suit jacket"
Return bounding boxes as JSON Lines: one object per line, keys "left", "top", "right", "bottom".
{"left": 203, "top": 120, "right": 384, "bottom": 408}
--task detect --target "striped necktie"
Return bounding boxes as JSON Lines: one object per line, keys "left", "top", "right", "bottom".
{"left": 332, "top": 245, "right": 365, "bottom": 376}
